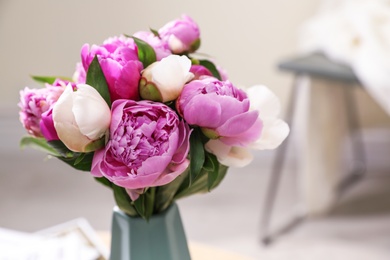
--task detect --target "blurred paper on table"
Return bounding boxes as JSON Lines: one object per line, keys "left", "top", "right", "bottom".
{"left": 299, "top": 0, "right": 390, "bottom": 114}
{"left": 0, "top": 218, "right": 108, "bottom": 260}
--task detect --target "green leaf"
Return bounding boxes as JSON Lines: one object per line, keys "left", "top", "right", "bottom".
{"left": 74, "top": 153, "right": 87, "bottom": 165}
{"left": 133, "top": 194, "right": 145, "bottom": 217}
{"left": 150, "top": 27, "right": 160, "bottom": 38}
{"left": 145, "top": 188, "right": 156, "bottom": 219}
{"left": 94, "top": 177, "right": 112, "bottom": 189}
{"left": 199, "top": 59, "right": 222, "bottom": 80}
{"left": 189, "top": 128, "right": 205, "bottom": 185}
{"left": 202, "top": 152, "right": 216, "bottom": 172}
{"left": 209, "top": 164, "right": 228, "bottom": 190}
{"left": 20, "top": 136, "right": 60, "bottom": 156}
{"left": 47, "top": 140, "right": 74, "bottom": 157}
{"left": 20, "top": 137, "right": 93, "bottom": 171}
{"left": 206, "top": 153, "right": 220, "bottom": 191}
{"left": 174, "top": 169, "right": 208, "bottom": 199}
{"left": 113, "top": 185, "right": 138, "bottom": 217}
{"left": 133, "top": 188, "right": 155, "bottom": 220}
{"left": 86, "top": 55, "right": 111, "bottom": 107}
{"left": 46, "top": 140, "right": 93, "bottom": 171}
{"left": 131, "top": 36, "right": 157, "bottom": 68}
{"left": 154, "top": 169, "right": 189, "bottom": 213}
{"left": 174, "top": 164, "right": 228, "bottom": 200}
{"left": 56, "top": 152, "right": 94, "bottom": 172}
{"left": 31, "top": 75, "right": 72, "bottom": 85}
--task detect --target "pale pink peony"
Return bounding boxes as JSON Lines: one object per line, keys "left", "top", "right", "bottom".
{"left": 205, "top": 85, "right": 290, "bottom": 167}
{"left": 177, "top": 77, "right": 262, "bottom": 147}
{"left": 158, "top": 15, "right": 200, "bottom": 54}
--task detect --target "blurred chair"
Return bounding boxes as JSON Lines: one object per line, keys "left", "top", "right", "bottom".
{"left": 260, "top": 52, "right": 366, "bottom": 245}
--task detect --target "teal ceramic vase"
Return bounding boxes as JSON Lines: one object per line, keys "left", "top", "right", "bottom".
{"left": 109, "top": 203, "right": 191, "bottom": 260}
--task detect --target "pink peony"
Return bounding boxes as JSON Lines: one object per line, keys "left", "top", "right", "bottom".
{"left": 158, "top": 15, "right": 200, "bottom": 54}
{"left": 177, "top": 77, "right": 262, "bottom": 146}
{"left": 18, "top": 79, "right": 66, "bottom": 138}
{"left": 74, "top": 35, "right": 143, "bottom": 101}
{"left": 91, "top": 99, "right": 191, "bottom": 199}
{"left": 205, "top": 85, "right": 290, "bottom": 167}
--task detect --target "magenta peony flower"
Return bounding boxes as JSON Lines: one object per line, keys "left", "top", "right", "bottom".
{"left": 40, "top": 108, "right": 58, "bottom": 141}
{"left": 177, "top": 77, "right": 262, "bottom": 146}
{"left": 189, "top": 65, "right": 213, "bottom": 80}
{"left": 158, "top": 15, "right": 200, "bottom": 54}
{"left": 91, "top": 99, "right": 191, "bottom": 199}
{"left": 18, "top": 80, "right": 66, "bottom": 137}
{"left": 133, "top": 31, "right": 171, "bottom": 61}
{"left": 74, "top": 35, "right": 143, "bottom": 101}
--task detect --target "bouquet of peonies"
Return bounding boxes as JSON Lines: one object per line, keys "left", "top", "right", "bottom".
{"left": 18, "top": 15, "right": 289, "bottom": 220}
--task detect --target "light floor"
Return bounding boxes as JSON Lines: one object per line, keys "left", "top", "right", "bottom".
{"left": 1, "top": 112, "right": 390, "bottom": 259}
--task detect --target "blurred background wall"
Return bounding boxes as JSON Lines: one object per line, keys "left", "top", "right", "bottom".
{"left": 0, "top": 0, "right": 320, "bottom": 116}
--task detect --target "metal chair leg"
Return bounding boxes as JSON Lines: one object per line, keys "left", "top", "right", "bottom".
{"left": 260, "top": 75, "right": 302, "bottom": 245}
{"left": 260, "top": 79, "right": 366, "bottom": 246}
{"left": 336, "top": 85, "right": 366, "bottom": 195}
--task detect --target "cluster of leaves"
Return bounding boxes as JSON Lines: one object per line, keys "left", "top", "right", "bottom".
{"left": 21, "top": 35, "right": 228, "bottom": 220}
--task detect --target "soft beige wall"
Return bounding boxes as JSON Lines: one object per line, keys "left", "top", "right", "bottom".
{"left": 0, "top": 0, "right": 319, "bottom": 115}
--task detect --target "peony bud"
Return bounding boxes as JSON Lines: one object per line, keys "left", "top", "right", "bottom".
{"left": 52, "top": 83, "right": 111, "bottom": 152}
{"left": 74, "top": 36, "right": 143, "bottom": 101}
{"left": 139, "top": 55, "right": 193, "bottom": 102}
{"left": 158, "top": 15, "right": 201, "bottom": 54}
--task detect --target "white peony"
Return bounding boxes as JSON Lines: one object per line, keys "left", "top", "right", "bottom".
{"left": 53, "top": 83, "right": 111, "bottom": 152}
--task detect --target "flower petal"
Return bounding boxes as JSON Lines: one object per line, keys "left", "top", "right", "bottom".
{"left": 53, "top": 84, "right": 91, "bottom": 152}
{"left": 183, "top": 94, "right": 222, "bottom": 127}
{"left": 153, "top": 159, "right": 190, "bottom": 186}
{"left": 151, "top": 55, "right": 193, "bottom": 101}
{"left": 205, "top": 140, "right": 253, "bottom": 167}
{"left": 73, "top": 84, "right": 111, "bottom": 140}
{"left": 250, "top": 118, "right": 290, "bottom": 150}
{"left": 217, "top": 110, "right": 259, "bottom": 137}
{"left": 247, "top": 85, "right": 281, "bottom": 118}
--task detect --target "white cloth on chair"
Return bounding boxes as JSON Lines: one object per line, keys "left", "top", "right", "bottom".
{"left": 299, "top": 0, "right": 390, "bottom": 115}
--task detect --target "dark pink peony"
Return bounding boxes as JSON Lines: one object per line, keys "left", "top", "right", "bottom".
{"left": 74, "top": 35, "right": 143, "bottom": 101}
